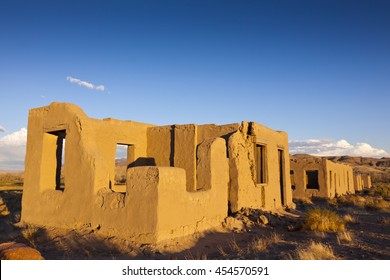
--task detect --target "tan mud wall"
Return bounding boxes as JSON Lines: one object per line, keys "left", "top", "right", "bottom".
{"left": 22, "top": 103, "right": 153, "bottom": 229}
{"left": 147, "top": 126, "right": 172, "bottom": 167}
{"left": 228, "top": 122, "right": 292, "bottom": 212}
{"left": 325, "top": 160, "right": 355, "bottom": 197}
{"left": 354, "top": 174, "right": 363, "bottom": 191}
{"left": 22, "top": 102, "right": 293, "bottom": 242}
{"left": 290, "top": 157, "right": 355, "bottom": 199}
{"left": 290, "top": 158, "right": 328, "bottom": 199}
{"left": 362, "top": 174, "right": 372, "bottom": 189}
{"left": 197, "top": 123, "right": 239, "bottom": 144}
{"left": 100, "top": 137, "right": 229, "bottom": 243}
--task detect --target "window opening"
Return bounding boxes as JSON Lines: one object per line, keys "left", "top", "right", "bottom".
{"left": 255, "top": 144, "right": 267, "bottom": 184}
{"left": 306, "top": 170, "right": 319, "bottom": 189}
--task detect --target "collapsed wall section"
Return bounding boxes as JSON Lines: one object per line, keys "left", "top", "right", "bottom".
{"left": 228, "top": 122, "right": 293, "bottom": 212}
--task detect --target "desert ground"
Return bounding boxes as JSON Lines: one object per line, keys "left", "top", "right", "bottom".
{"left": 0, "top": 156, "right": 389, "bottom": 260}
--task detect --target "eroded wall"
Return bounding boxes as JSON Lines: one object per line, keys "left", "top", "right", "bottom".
{"left": 290, "top": 158, "right": 328, "bottom": 199}
{"left": 228, "top": 122, "right": 293, "bottom": 212}
{"left": 290, "top": 157, "right": 355, "bottom": 199}
{"left": 362, "top": 174, "right": 372, "bottom": 189}
{"left": 22, "top": 102, "right": 293, "bottom": 242}
{"left": 22, "top": 102, "right": 153, "bottom": 229}
{"left": 22, "top": 103, "right": 230, "bottom": 242}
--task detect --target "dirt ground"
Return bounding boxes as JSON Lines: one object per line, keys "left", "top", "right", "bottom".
{"left": 1, "top": 186, "right": 389, "bottom": 260}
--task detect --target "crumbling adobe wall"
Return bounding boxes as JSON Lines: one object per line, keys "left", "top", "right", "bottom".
{"left": 290, "top": 157, "right": 355, "bottom": 199}
{"left": 290, "top": 158, "right": 328, "bottom": 199}
{"left": 354, "top": 174, "right": 363, "bottom": 191}
{"left": 22, "top": 102, "right": 153, "bottom": 228}
{"left": 96, "top": 137, "right": 229, "bottom": 243}
{"left": 22, "top": 102, "right": 229, "bottom": 242}
{"left": 362, "top": 174, "right": 372, "bottom": 189}
{"left": 228, "top": 122, "right": 292, "bottom": 212}
{"left": 22, "top": 102, "right": 293, "bottom": 242}
{"left": 147, "top": 123, "right": 239, "bottom": 192}
{"left": 325, "top": 160, "right": 355, "bottom": 197}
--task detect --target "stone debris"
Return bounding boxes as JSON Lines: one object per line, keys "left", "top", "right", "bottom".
{"left": 223, "top": 217, "right": 244, "bottom": 231}
{"left": 0, "top": 242, "right": 44, "bottom": 260}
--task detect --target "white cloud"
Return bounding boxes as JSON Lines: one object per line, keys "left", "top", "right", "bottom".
{"left": 0, "top": 125, "right": 5, "bottom": 132}
{"left": 66, "top": 76, "right": 105, "bottom": 92}
{"left": 95, "top": 85, "right": 105, "bottom": 91}
{"left": 0, "top": 128, "right": 27, "bottom": 170}
{"left": 289, "top": 138, "right": 390, "bottom": 158}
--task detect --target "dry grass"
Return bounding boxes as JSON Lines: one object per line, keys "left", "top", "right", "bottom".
{"left": 295, "top": 241, "right": 338, "bottom": 260}
{"left": 217, "top": 245, "right": 229, "bottom": 258}
{"left": 337, "top": 195, "right": 366, "bottom": 208}
{"left": 250, "top": 232, "right": 283, "bottom": 253}
{"left": 0, "top": 197, "right": 10, "bottom": 216}
{"left": 343, "top": 214, "right": 358, "bottom": 224}
{"left": 303, "top": 208, "right": 345, "bottom": 232}
{"left": 229, "top": 238, "right": 244, "bottom": 256}
{"left": 184, "top": 251, "right": 208, "bottom": 260}
{"left": 0, "top": 172, "right": 24, "bottom": 186}
{"left": 250, "top": 237, "right": 268, "bottom": 252}
{"left": 372, "top": 184, "right": 390, "bottom": 198}
{"left": 365, "top": 197, "right": 390, "bottom": 212}
{"left": 337, "top": 231, "right": 353, "bottom": 244}
{"left": 21, "top": 225, "right": 40, "bottom": 248}
{"left": 377, "top": 217, "right": 390, "bottom": 224}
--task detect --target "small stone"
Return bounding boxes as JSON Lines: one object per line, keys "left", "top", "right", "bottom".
{"left": 257, "top": 215, "right": 269, "bottom": 225}
{"left": 0, "top": 242, "right": 44, "bottom": 260}
{"left": 224, "top": 217, "right": 244, "bottom": 231}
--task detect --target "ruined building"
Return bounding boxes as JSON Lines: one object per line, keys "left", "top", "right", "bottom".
{"left": 290, "top": 156, "right": 355, "bottom": 199}
{"left": 21, "top": 102, "right": 293, "bottom": 242}
{"left": 354, "top": 174, "right": 372, "bottom": 191}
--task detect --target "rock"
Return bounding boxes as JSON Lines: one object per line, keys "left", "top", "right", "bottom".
{"left": 223, "top": 217, "right": 244, "bottom": 231}
{"left": 257, "top": 215, "right": 269, "bottom": 225}
{"left": 0, "top": 242, "right": 44, "bottom": 260}
{"left": 241, "top": 216, "right": 254, "bottom": 227}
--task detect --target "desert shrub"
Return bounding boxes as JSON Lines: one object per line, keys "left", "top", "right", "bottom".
{"left": 371, "top": 173, "right": 390, "bottom": 184}
{"left": 365, "top": 197, "right": 389, "bottom": 212}
{"left": 372, "top": 184, "right": 390, "bottom": 198}
{"left": 303, "top": 208, "right": 345, "bottom": 232}
{"left": 296, "top": 241, "right": 338, "bottom": 260}
{"left": 337, "top": 195, "right": 365, "bottom": 208}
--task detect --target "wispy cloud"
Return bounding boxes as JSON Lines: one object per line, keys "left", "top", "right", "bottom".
{"left": 66, "top": 76, "right": 105, "bottom": 92}
{"left": 0, "top": 128, "right": 27, "bottom": 171}
{"left": 289, "top": 139, "right": 390, "bottom": 158}
{"left": 0, "top": 125, "right": 5, "bottom": 132}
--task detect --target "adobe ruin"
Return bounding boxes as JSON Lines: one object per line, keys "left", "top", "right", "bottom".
{"left": 354, "top": 174, "right": 372, "bottom": 191}
{"left": 21, "top": 102, "right": 293, "bottom": 243}
{"left": 290, "top": 156, "right": 355, "bottom": 199}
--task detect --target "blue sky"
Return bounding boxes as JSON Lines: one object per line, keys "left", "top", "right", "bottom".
{"left": 1, "top": 0, "right": 390, "bottom": 170}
